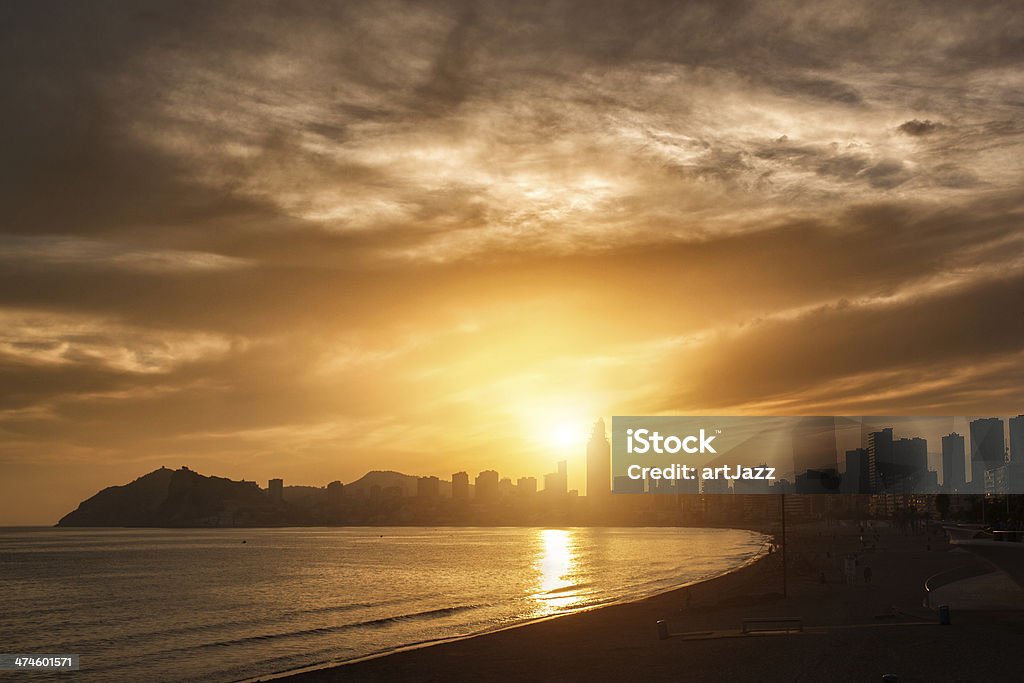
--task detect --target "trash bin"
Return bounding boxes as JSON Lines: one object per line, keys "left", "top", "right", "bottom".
{"left": 938, "top": 605, "right": 951, "bottom": 625}
{"left": 656, "top": 620, "right": 669, "bottom": 640}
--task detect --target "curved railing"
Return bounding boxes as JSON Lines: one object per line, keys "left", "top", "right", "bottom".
{"left": 923, "top": 564, "right": 992, "bottom": 608}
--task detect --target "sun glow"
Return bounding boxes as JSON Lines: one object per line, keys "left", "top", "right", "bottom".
{"left": 547, "top": 420, "right": 588, "bottom": 450}
{"left": 514, "top": 396, "right": 593, "bottom": 456}
{"left": 532, "top": 529, "right": 581, "bottom": 614}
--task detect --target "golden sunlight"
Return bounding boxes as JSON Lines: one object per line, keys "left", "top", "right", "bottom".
{"left": 547, "top": 420, "right": 588, "bottom": 451}
{"left": 532, "top": 528, "right": 580, "bottom": 614}
{"left": 517, "top": 399, "right": 592, "bottom": 456}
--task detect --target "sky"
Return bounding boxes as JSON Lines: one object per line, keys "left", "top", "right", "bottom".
{"left": 1, "top": 0, "right": 1023, "bottom": 524}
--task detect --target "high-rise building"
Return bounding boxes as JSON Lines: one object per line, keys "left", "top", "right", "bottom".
{"left": 970, "top": 459, "right": 986, "bottom": 494}
{"left": 516, "top": 476, "right": 537, "bottom": 496}
{"left": 544, "top": 461, "right": 568, "bottom": 497}
{"left": 451, "top": 471, "right": 469, "bottom": 501}
{"left": 843, "top": 448, "right": 869, "bottom": 494}
{"left": 498, "top": 477, "right": 514, "bottom": 496}
{"left": 586, "top": 418, "right": 611, "bottom": 499}
{"left": 475, "top": 470, "right": 499, "bottom": 502}
{"left": 867, "top": 428, "right": 893, "bottom": 493}
{"left": 1010, "top": 415, "right": 1024, "bottom": 463}
{"left": 268, "top": 478, "right": 284, "bottom": 503}
{"left": 941, "top": 433, "right": 966, "bottom": 493}
{"left": 893, "top": 437, "right": 928, "bottom": 487}
{"left": 970, "top": 417, "right": 1005, "bottom": 472}
{"left": 417, "top": 476, "right": 440, "bottom": 499}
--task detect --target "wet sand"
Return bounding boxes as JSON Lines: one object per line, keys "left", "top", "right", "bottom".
{"left": 276, "top": 523, "right": 1024, "bottom": 683}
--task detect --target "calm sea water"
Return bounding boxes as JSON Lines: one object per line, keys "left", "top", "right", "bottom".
{"left": 0, "top": 526, "right": 766, "bottom": 682}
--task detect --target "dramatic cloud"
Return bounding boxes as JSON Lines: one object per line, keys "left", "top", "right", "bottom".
{"left": 1, "top": 0, "right": 1022, "bottom": 522}
{"left": 898, "top": 119, "right": 944, "bottom": 136}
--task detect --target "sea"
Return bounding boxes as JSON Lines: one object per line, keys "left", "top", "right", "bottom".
{"left": 0, "top": 526, "right": 767, "bottom": 682}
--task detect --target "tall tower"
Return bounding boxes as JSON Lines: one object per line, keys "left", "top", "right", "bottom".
{"left": 1009, "top": 415, "right": 1024, "bottom": 463}
{"left": 475, "top": 470, "right": 499, "bottom": 502}
{"left": 941, "top": 433, "right": 966, "bottom": 493}
{"left": 587, "top": 418, "right": 611, "bottom": 499}
{"left": 867, "top": 428, "right": 893, "bottom": 493}
{"left": 970, "top": 417, "right": 1005, "bottom": 471}
{"left": 451, "top": 471, "right": 469, "bottom": 501}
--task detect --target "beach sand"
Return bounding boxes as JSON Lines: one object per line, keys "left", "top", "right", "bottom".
{"left": 278, "top": 523, "right": 1024, "bottom": 682}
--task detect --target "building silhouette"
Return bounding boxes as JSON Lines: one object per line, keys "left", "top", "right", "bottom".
{"left": 843, "top": 448, "right": 869, "bottom": 494}
{"left": 268, "top": 478, "right": 283, "bottom": 503}
{"left": 417, "top": 476, "right": 440, "bottom": 499}
{"left": 702, "top": 475, "right": 730, "bottom": 495}
{"left": 544, "top": 461, "right": 568, "bottom": 497}
{"left": 893, "top": 437, "right": 928, "bottom": 488}
{"left": 970, "top": 417, "right": 1005, "bottom": 472}
{"left": 733, "top": 463, "right": 771, "bottom": 494}
{"left": 941, "top": 433, "right": 966, "bottom": 493}
{"left": 613, "top": 474, "right": 643, "bottom": 493}
{"left": 516, "top": 476, "right": 537, "bottom": 496}
{"left": 867, "top": 427, "right": 893, "bottom": 493}
{"left": 970, "top": 459, "right": 986, "bottom": 494}
{"left": 586, "top": 418, "right": 611, "bottom": 499}
{"left": 475, "top": 470, "right": 499, "bottom": 502}
{"left": 451, "top": 471, "right": 469, "bottom": 501}
{"left": 1010, "top": 415, "right": 1024, "bottom": 463}
{"left": 795, "top": 468, "right": 841, "bottom": 494}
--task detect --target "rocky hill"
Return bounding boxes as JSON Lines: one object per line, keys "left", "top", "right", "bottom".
{"left": 57, "top": 466, "right": 286, "bottom": 527}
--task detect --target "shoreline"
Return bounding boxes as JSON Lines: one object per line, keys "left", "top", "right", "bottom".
{"left": 257, "top": 529, "right": 776, "bottom": 683}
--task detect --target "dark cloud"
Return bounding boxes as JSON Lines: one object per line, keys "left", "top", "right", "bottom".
{"left": 861, "top": 159, "right": 912, "bottom": 188}
{"left": 898, "top": 119, "right": 944, "bottom": 136}
{"left": 663, "top": 271, "right": 1024, "bottom": 412}
{"left": 771, "top": 76, "right": 864, "bottom": 105}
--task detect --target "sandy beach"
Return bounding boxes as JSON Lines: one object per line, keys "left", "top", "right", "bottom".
{"left": 275, "top": 522, "right": 1024, "bottom": 683}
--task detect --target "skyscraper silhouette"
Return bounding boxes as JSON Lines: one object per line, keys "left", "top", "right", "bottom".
{"left": 843, "top": 448, "right": 869, "bottom": 494}
{"left": 586, "top": 418, "right": 611, "bottom": 499}
{"left": 970, "top": 417, "right": 1005, "bottom": 471}
{"left": 941, "top": 433, "right": 966, "bottom": 493}
{"left": 867, "top": 428, "right": 893, "bottom": 493}
{"left": 451, "top": 472, "right": 469, "bottom": 501}
{"left": 544, "top": 461, "right": 567, "bottom": 497}
{"left": 1010, "top": 415, "right": 1024, "bottom": 463}
{"left": 268, "top": 478, "right": 284, "bottom": 503}
{"left": 475, "top": 470, "right": 499, "bottom": 502}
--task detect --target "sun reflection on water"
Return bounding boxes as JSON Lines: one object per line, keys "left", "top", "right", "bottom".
{"left": 532, "top": 528, "right": 581, "bottom": 615}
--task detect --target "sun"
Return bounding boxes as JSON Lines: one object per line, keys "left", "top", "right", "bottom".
{"left": 514, "top": 398, "right": 594, "bottom": 455}
{"left": 546, "top": 419, "right": 588, "bottom": 451}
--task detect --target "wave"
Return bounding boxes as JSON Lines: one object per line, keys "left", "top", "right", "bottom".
{"left": 56, "top": 596, "right": 417, "bottom": 651}
{"left": 166, "top": 603, "right": 492, "bottom": 654}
